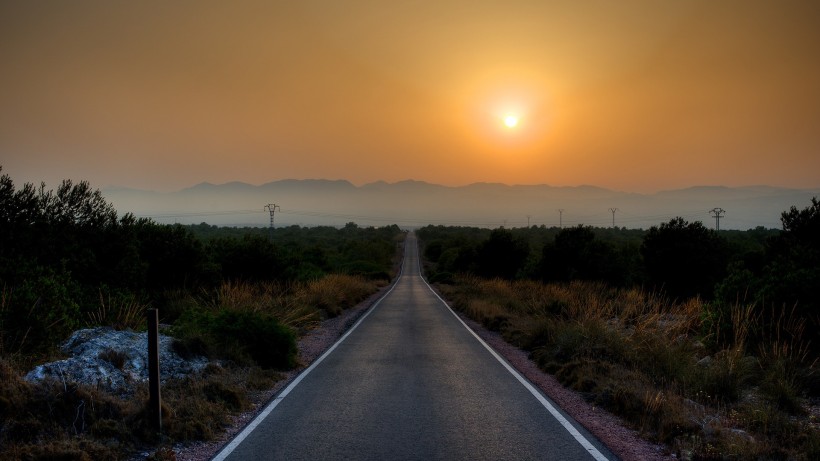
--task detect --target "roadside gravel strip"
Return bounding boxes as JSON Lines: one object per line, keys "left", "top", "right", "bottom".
{"left": 175, "top": 279, "right": 673, "bottom": 461}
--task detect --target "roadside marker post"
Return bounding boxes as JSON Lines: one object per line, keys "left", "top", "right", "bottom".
{"left": 147, "top": 308, "right": 162, "bottom": 434}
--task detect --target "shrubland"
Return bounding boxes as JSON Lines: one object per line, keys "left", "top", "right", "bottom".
{"left": 419, "top": 198, "right": 819, "bottom": 460}
{"left": 0, "top": 166, "right": 404, "bottom": 460}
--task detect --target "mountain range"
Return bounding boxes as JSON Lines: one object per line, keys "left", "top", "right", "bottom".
{"left": 102, "top": 180, "right": 820, "bottom": 230}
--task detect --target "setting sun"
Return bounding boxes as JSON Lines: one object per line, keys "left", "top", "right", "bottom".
{"left": 504, "top": 114, "right": 519, "bottom": 128}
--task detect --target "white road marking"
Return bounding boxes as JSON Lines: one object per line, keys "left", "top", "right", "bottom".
{"left": 211, "top": 246, "right": 405, "bottom": 461}
{"left": 419, "top": 263, "right": 611, "bottom": 461}
{"left": 213, "top": 235, "right": 609, "bottom": 461}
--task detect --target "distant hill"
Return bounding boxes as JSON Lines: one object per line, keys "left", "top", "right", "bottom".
{"left": 102, "top": 180, "right": 820, "bottom": 230}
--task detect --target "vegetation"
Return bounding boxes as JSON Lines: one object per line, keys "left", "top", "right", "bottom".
{"left": 0, "top": 166, "right": 404, "bottom": 460}
{"left": 419, "top": 198, "right": 819, "bottom": 460}
{"left": 3, "top": 162, "right": 816, "bottom": 459}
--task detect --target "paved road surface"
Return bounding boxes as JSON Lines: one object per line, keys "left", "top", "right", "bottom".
{"left": 214, "top": 233, "right": 615, "bottom": 461}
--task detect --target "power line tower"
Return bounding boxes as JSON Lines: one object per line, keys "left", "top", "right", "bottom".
{"left": 710, "top": 207, "right": 726, "bottom": 231}
{"left": 264, "top": 203, "right": 280, "bottom": 242}
{"left": 558, "top": 209, "right": 564, "bottom": 228}
{"left": 609, "top": 208, "right": 618, "bottom": 228}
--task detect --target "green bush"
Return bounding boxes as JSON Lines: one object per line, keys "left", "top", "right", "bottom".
{"left": 173, "top": 309, "right": 297, "bottom": 370}
{"left": 340, "top": 260, "right": 391, "bottom": 281}
{"left": 1, "top": 265, "right": 82, "bottom": 353}
{"left": 428, "top": 271, "right": 455, "bottom": 284}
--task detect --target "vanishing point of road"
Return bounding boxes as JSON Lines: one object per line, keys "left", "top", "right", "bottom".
{"left": 213, "top": 233, "right": 616, "bottom": 461}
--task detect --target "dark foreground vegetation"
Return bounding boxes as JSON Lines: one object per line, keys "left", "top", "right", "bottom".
{"left": 0, "top": 166, "right": 404, "bottom": 459}
{"left": 419, "top": 198, "right": 819, "bottom": 460}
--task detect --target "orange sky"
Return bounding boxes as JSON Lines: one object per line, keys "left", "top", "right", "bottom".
{"left": 2, "top": 1, "right": 819, "bottom": 193}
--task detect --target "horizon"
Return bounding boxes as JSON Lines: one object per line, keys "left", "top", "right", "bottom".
{"left": 93, "top": 176, "right": 816, "bottom": 231}
{"left": 106, "top": 177, "right": 820, "bottom": 195}
{"left": 2, "top": 1, "right": 820, "bottom": 194}
{"left": 2, "top": 163, "right": 815, "bottom": 230}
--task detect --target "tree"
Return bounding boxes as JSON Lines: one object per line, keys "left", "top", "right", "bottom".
{"left": 540, "top": 225, "right": 623, "bottom": 284}
{"left": 640, "top": 217, "right": 728, "bottom": 300}
{"left": 759, "top": 197, "right": 820, "bottom": 321}
{"left": 207, "top": 235, "right": 282, "bottom": 282}
{"left": 475, "top": 228, "right": 529, "bottom": 279}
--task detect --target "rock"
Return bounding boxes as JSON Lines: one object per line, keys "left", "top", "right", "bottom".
{"left": 25, "top": 327, "right": 207, "bottom": 395}
{"left": 696, "top": 355, "right": 713, "bottom": 367}
{"left": 729, "top": 428, "right": 755, "bottom": 443}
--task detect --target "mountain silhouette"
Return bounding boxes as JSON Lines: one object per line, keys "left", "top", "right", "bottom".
{"left": 102, "top": 180, "right": 819, "bottom": 230}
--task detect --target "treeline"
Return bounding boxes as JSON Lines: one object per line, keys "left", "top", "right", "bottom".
{"left": 0, "top": 167, "right": 402, "bottom": 355}
{"left": 184, "top": 221, "right": 399, "bottom": 282}
{"left": 418, "top": 198, "right": 819, "bottom": 343}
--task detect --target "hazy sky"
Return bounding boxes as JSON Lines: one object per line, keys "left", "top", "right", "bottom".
{"left": 2, "top": 1, "right": 819, "bottom": 193}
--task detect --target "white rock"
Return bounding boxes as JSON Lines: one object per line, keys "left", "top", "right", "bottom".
{"left": 25, "top": 327, "right": 207, "bottom": 395}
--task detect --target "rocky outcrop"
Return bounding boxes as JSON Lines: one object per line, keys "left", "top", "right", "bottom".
{"left": 25, "top": 327, "right": 207, "bottom": 396}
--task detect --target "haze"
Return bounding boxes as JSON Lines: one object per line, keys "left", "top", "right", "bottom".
{"left": 2, "top": 1, "right": 820, "bottom": 194}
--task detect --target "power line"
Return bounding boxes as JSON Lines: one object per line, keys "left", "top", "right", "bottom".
{"left": 132, "top": 205, "right": 759, "bottom": 229}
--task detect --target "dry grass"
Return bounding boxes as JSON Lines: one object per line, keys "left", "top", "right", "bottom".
{"left": 439, "top": 275, "right": 819, "bottom": 460}
{"left": 209, "top": 280, "right": 321, "bottom": 331}
{"left": 87, "top": 289, "right": 148, "bottom": 331}
{"left": 1, "top": 273, "right": 384, "bottom": 460}
{"left": 179, "top": 275, "right": 381, "bottom": 331}
{"left": 0, "top": 355, "right": 282, "bottom": 460}
{"left": 299, "top": 274, "right": 382, "bottom": 317}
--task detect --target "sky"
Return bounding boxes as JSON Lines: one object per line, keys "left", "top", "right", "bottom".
{"left": 2, "top": 0, "right": 820, "bottom": 193}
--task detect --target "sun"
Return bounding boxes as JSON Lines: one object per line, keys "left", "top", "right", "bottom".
{"left": 503, "top": 114, "right": 519, "bottom": 128}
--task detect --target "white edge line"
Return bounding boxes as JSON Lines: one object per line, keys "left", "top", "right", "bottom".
{"left": 211, "top": 246, "right": 405, "bottom": 461}
{"left": 419, "top": 270, "right": 610, "bottom": 461}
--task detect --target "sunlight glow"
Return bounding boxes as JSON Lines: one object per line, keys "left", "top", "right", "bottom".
{"left": 504, "top": 114, "right": 519, "bottom": 128}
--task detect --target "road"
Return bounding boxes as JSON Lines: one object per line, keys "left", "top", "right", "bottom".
{"left": 213, "top": 233, "right": 615, "bottom": 461}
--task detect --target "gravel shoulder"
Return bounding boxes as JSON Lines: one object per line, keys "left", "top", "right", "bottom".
{"left": 175, "top": 280, "right": 674, "bottom": 461}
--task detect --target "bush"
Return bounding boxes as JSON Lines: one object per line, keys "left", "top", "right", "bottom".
{"left": 641, "top": 217, "right": 728, "bottom": 300}
{"left": 436, "top": 276, "right": 819, "bottom": 459}
{"left": 301, "top": 274, "right": 376, "bottom": 318}
{"left": 173, "top": 309, "right": 297, "bottom": 370}
{"left": 1, "top": 265, "right": 82, "bottom": 353}
{"left": 540, "top": 225, "right": 624, "bottom": 284}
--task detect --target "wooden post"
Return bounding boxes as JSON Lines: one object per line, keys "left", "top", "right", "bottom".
{"left": 147, "top": 308, "right": 162, "bottom": 434}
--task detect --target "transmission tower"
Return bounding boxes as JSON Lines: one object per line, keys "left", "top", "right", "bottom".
{"left": 609, "top": 208, "right": 618, "bottom": 228}
{"left": 558, "top": 209, "right": 564, "bottom": 228}
{"left": 710, "top": 207, "right": 726, "bottom": 231}
{"left": 264, "top": 203, "right": 280, "bottom": 242}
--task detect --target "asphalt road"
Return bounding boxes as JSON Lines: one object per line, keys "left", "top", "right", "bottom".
{"left": 214, "top": 233, "right": 616, "bottom": 461}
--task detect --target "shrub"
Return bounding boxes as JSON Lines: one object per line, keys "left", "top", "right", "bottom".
{"left": 86, "top": 288, "right": 148, "bottom": 331}
{"left": 300, "top": 274, "right": 375, "bottom": 318}
{"left": 173, "top": 309, "right": 297, "bottom": 370}
{"left": 428, "top": 271, "right": 455, "bottom": 284}
{"left": 434, "top": 275, "right": 819, "bottom": 459}
{"left": 1, "top": 265, "right": 82, "bottom": 353}
{"left": 640, "top": 217, "right": 728, "bottom": 300}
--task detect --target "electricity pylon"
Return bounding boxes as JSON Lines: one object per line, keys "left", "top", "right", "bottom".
{"left": 264, "top": 203, "right": 280, "bottom": 242}
{"left": 710, "top": 207, "right": 726, "bottom": 231}
{"left": 609, "top": 208, "right": 618, "bottom": 228}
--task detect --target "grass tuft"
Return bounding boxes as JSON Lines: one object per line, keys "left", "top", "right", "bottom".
{"left": 87, "top": 289, "right": 148, "bottom": 331}
{"left": 437, "top": 275, "right": 819, "bottom": 460}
